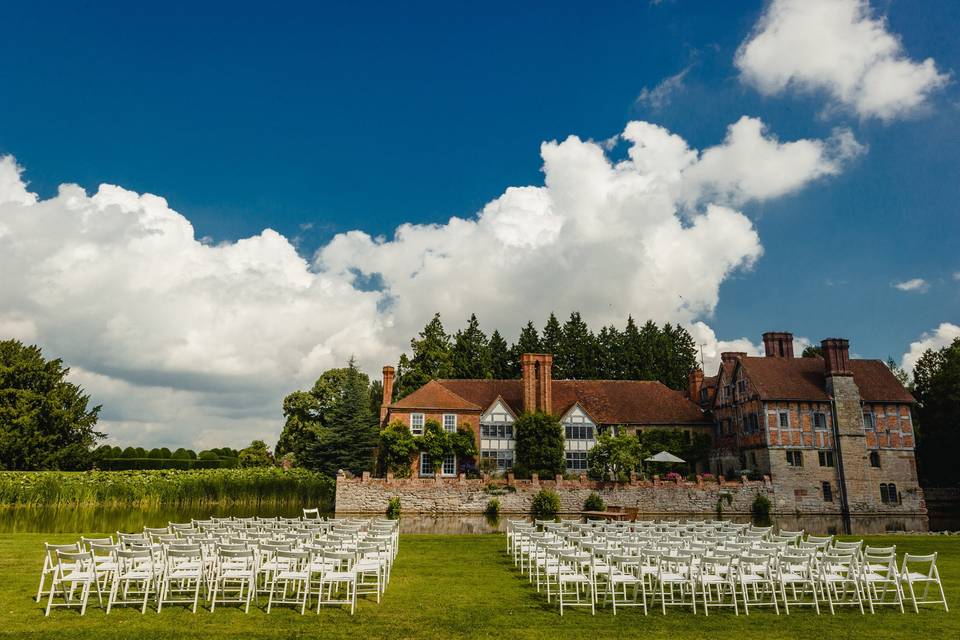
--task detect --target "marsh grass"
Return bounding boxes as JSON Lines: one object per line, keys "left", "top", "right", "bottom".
{"left": 0, "top": 469, "right": 333, "bottom": 508}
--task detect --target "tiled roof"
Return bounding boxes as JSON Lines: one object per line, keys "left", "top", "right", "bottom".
{"left": 389, "top": 380, "right": 481, "bottom": 410}
{"left": 393, "top": 378, "right": 710, "bottom": 425}
{"left": 737, "top": 356, "right": 915, "bottom": 403}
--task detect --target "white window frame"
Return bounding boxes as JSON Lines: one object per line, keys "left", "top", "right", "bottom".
{"left": 863, "top": 411, "right": 876, "bottom": 431}
{"left": 442, "top": 413, "right": 457, "bottom": 433}
{"left": 778, "top": 410, "right": 791, "bottom": 429}
{"left": 420, "top": 452, "right": 456, "bottom": 477}
{"left": 812, "top": 411, "right": 828, "bottom": 431}
{"left": 410, "top": 413, "right": 425, "bottom": 435}
{"left": 565, "top": 451, "right": 588, "bottom": 471}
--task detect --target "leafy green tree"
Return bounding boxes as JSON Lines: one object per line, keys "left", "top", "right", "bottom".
{"left": 148, "top": 448, "right": 164, "bottom": 459}
{"left": 302, "top": 360, "right": 377, "bottom": 477}
{"left": 557, "top": 312, "right": 597, "bottom": 379}
{"left": 513, "top": 411, "right": 565, "bottom": 478}
{"left": 368, "top": 379, "right": 384, "bottom": 417}
{"left": 588, "top": 432, "right": 641, "bottom": 481}
{"left": 395, "top": 313, "right": 453, "bottom": 398}
{"left": 451, "top": 314, "right": 491, "bottom": 378}
{"left": 0, "top": 340, "right": 103, "bottom": 470}
{"left": 238, "top": 440, "right": 274, "bottom": 468}
{"left": 912, "top": 338, "right": 960, "bottom": 486}
{"left": 378, "top": 420, "right": 419, "bottom": 476}
{"left": 636, "top": 428, "right": 710, "bottom": 476}
{"left": 802, "top": 345, "right": 823, "bottom": 358}
{"left": 276, "top": 390, "right": 321, "bottom": 458}
{"left": 488, "top": 330, "right": 511, "bottom": 379}
{"left": 416, "top": 420, "right": 454, "bottom": 474}
{"left": 510, "top": 321, "right": 542, "bottom": 376}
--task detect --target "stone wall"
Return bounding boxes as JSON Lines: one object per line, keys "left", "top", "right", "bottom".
{"left": 336, "top": 472, "right": 775, "bottom": 515}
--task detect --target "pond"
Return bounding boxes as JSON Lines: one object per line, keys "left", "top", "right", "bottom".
{"left": 0, "top": 505, "right": 949, "bottom": 535}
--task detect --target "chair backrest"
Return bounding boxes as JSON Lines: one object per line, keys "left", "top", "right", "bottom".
{"left": 303, "top": 508, "right": 321, "bottom": 520}
{"left": 901, "top": 552, "right": 939, "bottom": 578}
{"left": 57, "top": 549, "right": 95, "bottom": 574}
{"left": 81, "top": 536, "right": 113, "bottom": 549}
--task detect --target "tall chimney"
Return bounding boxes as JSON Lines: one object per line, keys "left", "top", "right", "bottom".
{"left": 720, "top": 352, "right": 746, "bottom": 365}
{"left": 521, "top": 353, "right": 553, "bottom": 414}
{"left": 687, "top": 369, "right": 704, "bottom": 401}
{"left": 762, "top": 332, "right": 795, "bottom": 358}
{"left": 821, "top": 338, "right": 852, "bottom": 376}
{"left": 380, "top": 366, "right": 395, "bottom": 423}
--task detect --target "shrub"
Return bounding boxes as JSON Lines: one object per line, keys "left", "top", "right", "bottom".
{"left": 530, "top": 489, "right": 561, "bottom": 519}
{"left": 583, "top": 492, "right": 605, "bottom": 512}
{"left": 752, "top": 493, "right": 772, "bottom": 526}
{"left": 665, "top": 471, "right": 682, "bottom": 481}
{"left": 386, "top": 496, "right": 401, "bottom": 519}
{"left": 378, "top": 421, "right": 418, "bottom": 476}
{"left": 513, "top": 412, "right": 565, "bottom": 478}
{"left": 484, "top": 498, "right": 500, "bottom": 518}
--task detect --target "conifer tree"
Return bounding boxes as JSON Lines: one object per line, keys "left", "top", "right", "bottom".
{"left": 596, "top": 325, "right": 624, "bottom": 379}
{"left": 395, "top": 313, "right": 453, "bottom": 397}
{"left": 542, "top": 313, "right": 563, "bottom": 375}
{"left": 451, "top": 313, "right": 491, "bottom": 378}
{"left": 509, "top": 321, "right": 542, "bottom": 376}
{"left": 621, "top": 316, "right": 644, "bottom": 380}
{"left": 488, "top": 330, "right": 511, "bottom": 379}
{"left": 557, "top": 312, "right": 597, "bottom": 379}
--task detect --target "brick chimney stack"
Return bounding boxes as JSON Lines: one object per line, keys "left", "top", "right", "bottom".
{"left": 380, "top": 366, "right": 395, "bottom": 422}
{"left": 687, "top": 369, "right": 704, "bottom": 401}
{"left": 720, "top": 352, "right": 746, "bottom": 364}
{"left": 521, "top": 353, "right": 553, "bottom": 414}
{"left": 762, "top": 332, "right": 795, "bottom": 358}
{"left": 821, "top": 338, "right": 852, "bottom": 376}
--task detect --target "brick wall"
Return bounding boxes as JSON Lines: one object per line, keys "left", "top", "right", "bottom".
{"left": 336, "top": 472, "right": 776, "bottom": 515}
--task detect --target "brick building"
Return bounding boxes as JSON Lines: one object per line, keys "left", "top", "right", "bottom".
{"left": 703, "top": 332, "right": 922, "bottom": 515}
{"left": 379, "top": 353, "right": 712, "bottom": 477}
{"left": 378, "top": 332, "right": 923, "bottom": 516}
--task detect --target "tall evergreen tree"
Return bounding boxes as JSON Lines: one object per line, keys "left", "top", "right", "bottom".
{"left": 596, "top": 325, "right": 624, "bottom": 379}
{"left": 557, "top": 312, "right": 597, "bottom": 379}
{"left": 638, "top": 320, "right": 662, "bottom": 381}
{"left": 395, "top": 313, "right": 453, "bottom": 398}
{"left": 0, "top": 339, "right": 103, "bottom": 470}
{"left": 621, "top": 316, "right": 644, "bottom": 380}
{"left": 450, "top": 313, "right": 491, "bottom": 378}
{"left": 661, "top": 323, "right": 699, "bottom": 391}
{"left": 912, "top": 338, "right": 960, "bottom": 486}
{"left": 488, "top": 330, "right": 511, "bottom": 379}
{"left": 542, "top": 313, "right": 563, "bottom": 375}
{"left": 509, "top": 321, "right": 542, "bottom": 376}
{"left": 300, "top": 358, "right": 378, "bottom": 477}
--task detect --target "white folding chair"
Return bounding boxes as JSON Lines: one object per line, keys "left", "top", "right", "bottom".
{"left": 44, "top": 550, "right": 101, "bottom": 616}
{"left": 607, "top": 553, "right": 646, "bottom": 615}
{"left": 106, "top": 548, "right": 155, "bottom": 614}
{"left": 777, "top": 552, "right": 820, "bottom": 614}
{"left": 819, "top": 552, "right": 864, "bottom": 615}
{"left": 860, "top": 550, "right": 904, "bottom": 613}
{"left": 266, "top": 550, "right": 311, "bottom": 614}
{"left": 158, "top": 547, "right": 205, "bottom": 613}
{"left": 314, "top": 550, "right": 357, "bottom": 615}
{"left": 36, "top": 543, "right": 79, "bottom": 603}
{"left": 557, "top": 552, "right": 595, "bottom": 616}
{"left": 738, "top": 553, "right": 779, "bottom": 614}
{"left": 210, "top": 548, "right": 257, "bottom": 613}
{"left": 699, "top": 555, "right": 739, "bottom": 615}
{"left": 655, "top": 554, "right": 697, "bottom": 615}
{"left": 900, "top": 553, "right": 948, "bottom": 612}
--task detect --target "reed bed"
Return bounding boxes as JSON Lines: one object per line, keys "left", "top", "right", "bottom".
{"left": 0, "top": 468, "right": 334, "bottom": 508}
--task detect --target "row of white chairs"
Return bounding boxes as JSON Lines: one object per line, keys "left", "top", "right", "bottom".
{"left": 39, "top": 513, "right": 399, "bottom": 616}
{"left": 505, "top": 518, "right": 949, "bottom": 616}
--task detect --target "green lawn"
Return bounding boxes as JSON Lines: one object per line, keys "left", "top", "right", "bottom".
{"left": 0, "top": 533, "right": 956, "bottom": 639}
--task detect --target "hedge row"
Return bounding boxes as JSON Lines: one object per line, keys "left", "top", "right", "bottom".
{"left": 96, "top": 457, "right": 239, "bottom": 471}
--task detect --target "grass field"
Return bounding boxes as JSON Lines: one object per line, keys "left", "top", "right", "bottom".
{"left": 0, "top": 533, "right": 955, "bottom": 639}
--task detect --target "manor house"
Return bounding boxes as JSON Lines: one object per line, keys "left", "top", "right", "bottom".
{"left": 378, "top": 332, "right": 923, "bottom": 516}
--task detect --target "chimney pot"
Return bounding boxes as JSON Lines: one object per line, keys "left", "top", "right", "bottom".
{"left": 720, "top": 352, "right": 747, "bottom": 364}
{"left": 521, "top": 353, "right": 553, "bottom": 414}
{"left": 380, "top": 366, "right": 395, "bottom": 422}
{"left": 762, "top": 332, "right": 795, "bottom": 358}
{"left": 821, "top": 338, "right": 852, "bottom": 377}
{"left": 687, "top": 369, "right": 704, "bottom": 402}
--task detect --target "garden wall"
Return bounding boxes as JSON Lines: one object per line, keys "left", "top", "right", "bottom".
{"left": 335, "top": 472, "right": 775, "bottom": 515}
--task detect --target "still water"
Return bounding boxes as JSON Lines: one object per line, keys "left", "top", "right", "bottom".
{"left": 0, "top": 505, "right": 949, "bottom": 535}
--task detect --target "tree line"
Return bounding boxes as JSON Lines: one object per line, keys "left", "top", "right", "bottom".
{"left": 394, "top": 312, "right": 701, "bottom": 399}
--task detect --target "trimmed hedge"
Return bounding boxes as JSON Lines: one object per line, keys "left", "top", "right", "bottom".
{"left": 96, "top": 457, "right": 239, "bottom": 470}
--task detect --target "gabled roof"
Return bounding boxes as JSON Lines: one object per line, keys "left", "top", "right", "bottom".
{"left": 389, "top": 380, "right": 481, "bottom": 410}
{"left": 393, "top": 378, "right": 710, "bottom": 425}
{"left": 736, "top": 356, "right": 915, "bottom": 403}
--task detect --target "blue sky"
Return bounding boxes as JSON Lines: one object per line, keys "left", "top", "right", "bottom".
{"left": 1, "top": 0, "right": 958, "bottom": 446}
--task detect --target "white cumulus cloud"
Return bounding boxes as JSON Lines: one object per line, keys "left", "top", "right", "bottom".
{"left": 892, "top": 278, "right": 929, "bottom": 293}
{"left": 0, "top": 116, "right": 852, "bottom": 447}
{"left": 901, "top": 323, "right": 960, "bottom": 375}
{"left": 736, "top": 0, "right": 949, "bottom": 121}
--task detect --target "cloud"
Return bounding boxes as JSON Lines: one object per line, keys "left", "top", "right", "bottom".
{"left": 736, "top": 0, "right": 949, "bottom": 121}
{"left": 892, "top": 278, "right": 929, "bottom": 293}
{"left": 901, "top": 323, "right": 960, "bottom": 374}
{"left": 636, "top": 66, "right": 692, "bottom": 110}
{"left": 680, "top": 117, "right": 864, "bottom": 205}
{"left": 0, "top": 116, "right": 847, "bottom": 447}
{"left": 953, "top": 271, "right": 960, "bottom": 281}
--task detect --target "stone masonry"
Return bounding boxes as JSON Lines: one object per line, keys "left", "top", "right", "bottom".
{"left": 336, "top": 472, "right": 774, "bottom": 515}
